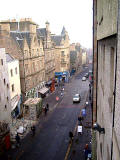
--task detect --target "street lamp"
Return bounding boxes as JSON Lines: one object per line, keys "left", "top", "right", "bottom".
{"left": 93, "top": 122, "right": 105, "bottom": 134}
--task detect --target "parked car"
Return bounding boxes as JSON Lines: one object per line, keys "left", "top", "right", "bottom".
{"left": 73, "top": 94, "right": 81, "bottom": 103}
{"left": 82, "top": 76, "right": 86, "bottom": 81}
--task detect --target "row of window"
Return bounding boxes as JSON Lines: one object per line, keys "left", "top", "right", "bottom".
{"left": 3, "top": 78, "right": 14, "bottom": 92}
{"left": 24, "top": 48, "right": 43, "bottom": 57}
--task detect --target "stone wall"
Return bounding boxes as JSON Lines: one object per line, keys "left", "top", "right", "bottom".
{"left": 97, "top": 36, "right": 116, "bottom": 160}
{"left": 97, "top": 0, "right": 118, "bottom": 40}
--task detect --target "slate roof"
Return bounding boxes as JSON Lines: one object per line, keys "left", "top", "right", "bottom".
{"left": 61, "top": 26, "right": 66, "bottom": 36}
{"left": 51, "top": 35, "right": 62, "bottom": 46}
{"left": 6, "top": 53, "right": 14, "bottom": 62}
{"left": 37, "top": 28, "right": 46, "bottom": 37}
{"left": 0, "top": 35, "right": 23, "bottom": 60}
{"left": 10, "top": 31, "right": 31, "bottom": 48}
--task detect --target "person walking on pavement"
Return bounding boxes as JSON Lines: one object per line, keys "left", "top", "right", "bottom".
{"left": 31, "top": 125, "right": 36, "bottom": 136}
{"left": 84, "top": 144, "right": 91, "bottom": 160}
{"left": 15, "top": 133, "right": 20, "bottom": 147}
{"left": 78, "top": 116, "right": 84, "bottom": 123}
{"left": 42, "top": 104, "right": 45, "bottom": 115}
{"left": 44, "top": 106, "right": 48, "bottom": 116}
{"left": 46, "top": 103, "right": 49, "bottom": 111}
{"left": 69, "top": 131, "right": 74, "bottom": 142}
{"left": 61, "top": 92, "right": 63, "bottom": 97}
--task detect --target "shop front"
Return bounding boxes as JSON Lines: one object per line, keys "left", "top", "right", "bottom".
{"left": 55, "top": 72, "right": 63, "bottom": 82}
{"left": 38, "top": 87, "right": 49, "bottom": 98}
{"left": 45, "top": 80, "right": 52, "bottom": 88}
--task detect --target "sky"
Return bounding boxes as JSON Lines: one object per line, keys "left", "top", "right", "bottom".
{"left": 0, "top": 0, "right": 93, "bottom": 48}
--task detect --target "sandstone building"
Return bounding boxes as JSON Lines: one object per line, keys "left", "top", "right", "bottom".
{"left": 51, "top": 26, "right": 70, "bottom": 73}
{"left": 93, "top": 0, "right": 120, "bottom": 159}
{"left": 0, "top": 19, "right": 45, "bottom": 100}
{"left": 37, "top": 22, "right": 55, "bottom": 82}
{"left": 70, "top": 43, "right": 82, "bottom": 72}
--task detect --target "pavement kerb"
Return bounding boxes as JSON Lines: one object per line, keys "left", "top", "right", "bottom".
{"left": 64, "top": 90, "right": 89, "bottom": 160}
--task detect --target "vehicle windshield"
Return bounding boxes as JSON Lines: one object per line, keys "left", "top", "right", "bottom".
{"left": 74, "top": 95, "right": 79, "bottom": 98}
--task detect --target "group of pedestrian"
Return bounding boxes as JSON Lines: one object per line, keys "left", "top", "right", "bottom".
{"left": 61, "top": 87, "right": 64, "bottom": 97}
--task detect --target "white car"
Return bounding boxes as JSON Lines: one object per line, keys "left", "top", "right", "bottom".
{"left": 82, "top": 76, "right": 86, "bottom": 81}
{"left": 73, "top": 94, "right": 81, "bottom": 103}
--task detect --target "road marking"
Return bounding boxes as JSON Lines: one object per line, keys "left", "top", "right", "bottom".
{"left": 64, "top": 91, "right": 89, "bottom": 160}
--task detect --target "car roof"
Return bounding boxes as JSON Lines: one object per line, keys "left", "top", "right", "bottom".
{"left": 74, "top": 94, "right": 79, "bottom": 96}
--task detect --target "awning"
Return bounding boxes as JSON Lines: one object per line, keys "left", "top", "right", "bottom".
{"left": 11, "top": 95, "right": 20, "bottom": 111}
{"left": 12, "top": 100, "right": 19, "bottom": 111}
{"left": 55, "top": 72, "right": 63, "bottom": 76}
{"left": 38, "top": 87, "right": 49, "bottom": 94}
{"left": 24, "top": 98, "right": 41, "bottom": 106}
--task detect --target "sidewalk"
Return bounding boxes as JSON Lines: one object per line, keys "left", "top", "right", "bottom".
{"left": 67, "top": 91, "right": 92, "bottom": 160}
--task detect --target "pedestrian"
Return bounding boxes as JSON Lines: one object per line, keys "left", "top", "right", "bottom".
{"left": 31, "top": 125, "right": 36, "bottom": 136}
{"left": 42, "top": 104, "right": 45, "bottom": 114}
{"left": 69, "top": 131, "right": 74, "bottom": 141}
{"left": 61, "top": 92, "right": 63, "bottom": 97}
{"left": 15, "top": 133, "right": 20, "bottom": 147}
{"left": 84, "top": 144, "right": 91, "bottom": 160}
{"left": 44, "top": 107, "right": 48, "bottom": 116}
{"left": 46, "top": 103, "right": 49, "bottom": 111}
{"left": 78, "top": 116, "right": 83, "bottom": 122}
{"left": 77, "top": 124, "right": 82, "bottom": 135}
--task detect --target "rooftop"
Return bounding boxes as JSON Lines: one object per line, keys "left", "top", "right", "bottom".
{"left": 6, "top": 53, "right": 14, "bottom": 62}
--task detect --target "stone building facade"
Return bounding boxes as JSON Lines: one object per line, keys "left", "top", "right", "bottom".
{"left": 0, "top": 19, "right": 45, "bottom": 100}
{"left": 37, "top": 22, "right": 55, "bottom": 82}
{"left": 51, "top": 27, "right": 70, "bottom": 73}
{"left": 0, "top": 48, "right": 11, "bottom": 123}
{"left": 6, "top": 53, "right": 21, "bottom": 118}
{"left": 70, "top": 43, "right": 82, "bottom": 72}
{"left": 93, "top": 0, "right": 120, "bottom": 159}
